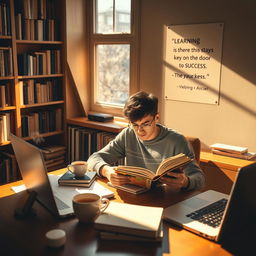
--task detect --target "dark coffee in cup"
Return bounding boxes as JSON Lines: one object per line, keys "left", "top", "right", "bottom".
{"left": 72, "top": 193, "right": 109, "bottom": 223}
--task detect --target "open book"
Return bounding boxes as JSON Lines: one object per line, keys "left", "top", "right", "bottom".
{"left": 111, "top": 153, "right": 192, "bottom": 194}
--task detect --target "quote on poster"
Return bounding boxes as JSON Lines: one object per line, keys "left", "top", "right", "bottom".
{"left": 164, "top": 23, "right": 224, "bottom": 104}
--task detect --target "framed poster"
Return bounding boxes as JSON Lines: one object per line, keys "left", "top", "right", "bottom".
{"left": 164, "top": 23, "right": 224, "bottom": 104}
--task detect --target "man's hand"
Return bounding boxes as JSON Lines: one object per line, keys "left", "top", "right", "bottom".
{"left": 101, "top": 165, "right": 131, "bottom": 186}
{"left": 159, "top": 169, "right": 189, "bottom": 190}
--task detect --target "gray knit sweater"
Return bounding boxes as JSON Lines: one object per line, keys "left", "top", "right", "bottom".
{"left": 87, "top": 124, "right": 205, "bottom": 191}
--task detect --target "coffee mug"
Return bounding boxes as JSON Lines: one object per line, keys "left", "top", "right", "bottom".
{"left": 67, "top": 161, "right": 88, "bottom": 178}
{"left": 72, "top": 193, "right": 109, "bottom": 223}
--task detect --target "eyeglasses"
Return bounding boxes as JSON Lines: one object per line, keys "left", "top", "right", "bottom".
{"left": 128, "top": 116, "right": 156, "bottom": 131}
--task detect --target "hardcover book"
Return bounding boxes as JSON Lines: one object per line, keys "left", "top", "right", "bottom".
{"left": 95, "top": 202, "right": 163, "bottom": 238}
{"left": 111, "top": 153, "right": 192, "bottom": 194}
{"left": 58, "top": 171, "right": 97, "bottom": 187}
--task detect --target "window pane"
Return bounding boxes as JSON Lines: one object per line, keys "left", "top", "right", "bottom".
{"left": 96, "top": 44, "right": 130, "bottom": 106}
{"left": 95, "top": 0, "right": 131, "bottom": 34}
{"left": 115, "top": 0, "right": 131, "bottom": 33}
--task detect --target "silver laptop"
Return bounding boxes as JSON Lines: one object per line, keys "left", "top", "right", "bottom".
{"left": 163, "top": 162, "right": 256, "bottom": 242}
{"left": 10, "top": 133, "right": 76, "bottom": 218}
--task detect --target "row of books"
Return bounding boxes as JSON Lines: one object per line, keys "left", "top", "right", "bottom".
{"left": 0, "top": 143, "right": 66, "bottom": 184}
{"left": 0, "top": 112, "right": 10, "bottom": 143}
{"left": 0, "top": 2, "right": 11, "bottom": 36}
{"left": 68, "top": 125, "right": 125, "bottom": 164}
{"left": 40, "top": 144, "right": 66, "bottom": 171}
{"left": 15, "top": 15, "right": 58, "bottom": 41}
{"left": 210, "top": 143, "right": 256, "bottom": 160}
{"left": 0, "top": 47, "right": 13, "bottom": 77}
{"left": 19, "top": 79, "right": 62, "bottom": 105}
{"left": 21, "top": 108, "right": 62, "bottom": 137}
{"left": 15, "top": 0, "right": 56, "bottom": 20}
{"left": 0, "top": 83, "right": 11, "bottom": 108}
{"left": 0, "top": 152, "right": 20, "bottom": 184}
{"left": 18, "top": 49, "right": 61, "bottom": 76}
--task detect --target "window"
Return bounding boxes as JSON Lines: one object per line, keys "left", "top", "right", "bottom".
{"left": 89, "top": 0, "right": 139, "bottom": 115}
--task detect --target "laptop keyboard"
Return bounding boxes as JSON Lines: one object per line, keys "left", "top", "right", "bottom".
{"left": 54, "top": 196, "right": 70, "bottom": 210}
{"left": 186, "top": 198, "right": 228, "bottom": 228}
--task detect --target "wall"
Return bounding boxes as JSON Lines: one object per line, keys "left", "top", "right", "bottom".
{"left": 65, "top": 0, "right": 90, "bottom": 118}
{"left": 139, "top": 0, "right": 256, "bottom": 151}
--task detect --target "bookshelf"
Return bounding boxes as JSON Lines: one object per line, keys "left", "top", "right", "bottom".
{"left": 67, "top": 117, "right": 127, "bottom": 163}
{"left": 0, "top": 0, "right": 66, "bottom": 184}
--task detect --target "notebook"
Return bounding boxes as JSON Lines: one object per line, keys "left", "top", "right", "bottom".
{"left": 163, "top": 162, "right": 256, "bottom": 242}
{"left": 10, "top": 134, "right": 114, "bottom": 218}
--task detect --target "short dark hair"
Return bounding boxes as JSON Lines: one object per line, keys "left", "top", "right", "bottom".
{"left": 123, "top": 91, "right": 158, "bottom": 122}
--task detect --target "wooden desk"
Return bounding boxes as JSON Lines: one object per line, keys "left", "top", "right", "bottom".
{"left": 0, "top": 169, "right": 233, "bottom": 256}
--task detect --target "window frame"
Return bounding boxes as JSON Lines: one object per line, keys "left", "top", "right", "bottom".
{"left": 88, "top": 0, "right": 140, "bottom": 116}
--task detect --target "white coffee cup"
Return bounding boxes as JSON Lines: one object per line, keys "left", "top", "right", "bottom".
{"left": 67, "top": 161, "right": 88, "bottom": 178}
{"left": 72, "top": 193, "right": 109, "bottom": 223}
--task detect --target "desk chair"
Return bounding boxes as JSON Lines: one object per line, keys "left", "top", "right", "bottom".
{"left": 185, "top": 136, "right": 201, "bottom": 164}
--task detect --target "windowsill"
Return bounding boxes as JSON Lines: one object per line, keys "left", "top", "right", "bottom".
{"left": 67, "top": 116, "right": 127, "bottom": 133}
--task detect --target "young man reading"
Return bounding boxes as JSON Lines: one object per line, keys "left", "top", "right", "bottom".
{"left": 88, "top": 91, "right": 205, "bottom": 191}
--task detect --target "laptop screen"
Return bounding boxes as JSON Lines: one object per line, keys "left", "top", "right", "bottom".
{"left": 219, "top": 162, "right": 256, "bottom": 254}
{"left": 10, "top": 133, "right": 59, "bottom": 216}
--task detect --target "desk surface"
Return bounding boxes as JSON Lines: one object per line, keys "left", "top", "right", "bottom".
{"left": 0, "top": 169, "right": 234, "bottom": 256}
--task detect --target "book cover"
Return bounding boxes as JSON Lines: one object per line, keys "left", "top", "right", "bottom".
{"left": 58, "top": 171, "right": 97, "bottom": 185}
{"left": 94, "top": 202, "right": 163, "bottom": 238}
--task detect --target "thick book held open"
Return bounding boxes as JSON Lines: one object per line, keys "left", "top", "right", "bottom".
{"left": 111, "top": 153, "right": 192, "bottom": 193}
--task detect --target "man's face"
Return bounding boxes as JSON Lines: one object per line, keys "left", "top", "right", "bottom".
{"left": 129, "top": 114, "right": 159, "bottom": 141}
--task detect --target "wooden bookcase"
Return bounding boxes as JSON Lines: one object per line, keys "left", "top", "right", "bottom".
{"left": 0, "top": 0, "right": 66, "bottom": 184}
{"left": 67, "top": 117, "right": 127, "bottom": 163}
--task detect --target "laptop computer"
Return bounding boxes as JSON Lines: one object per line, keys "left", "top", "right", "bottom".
{"left": 10, "top": 134, "right": 114, "bottom": 218}
{"left": 163, "top": 162, "right": 256, "bottom": 243}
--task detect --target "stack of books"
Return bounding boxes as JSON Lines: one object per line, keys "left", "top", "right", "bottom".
{"left": 210, "top": 143, "right": 256, "bottom": 160}
{"left": 58, "top": 170, "right": 97, "bottom": 188}
{"left": 41, "top": 145, "right": 66, "bottom": 171}
{"left": 95, "top": 202, "right": 163, "bottom": 242}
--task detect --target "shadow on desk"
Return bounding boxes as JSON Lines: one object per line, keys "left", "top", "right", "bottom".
{"left": 114, "top": 184, "right": 197, "bottom": 208}
{"left": 0, "top": 191, "right": 169, "bottom": 256}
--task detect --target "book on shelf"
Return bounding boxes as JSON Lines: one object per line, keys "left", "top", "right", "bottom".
{"left": 0, "top": 2, "right": 11, "bottom": 36}
{"left": 0, "top": 151, "right": 19, "bottom": 182}
{"left": 0, "top": 47, "right": 13, "bottom": 76}
{"left": 210, "top": 143, "right": 248, "bottom": 154}
{"left": 41, "top": 144, "right": 66, "bottom": 154}
{"left": 212, "top": 149, "right": 256, "bottom": 160}
{"left": 58, "top": 171, "right": 97, "bottom": 187}
{"left": 94, "top": 202, "right": 163, "bottom": 239}
{"left": 0, "top": 113, "right": 10, "bottom": 143}
{"left": 111, "top": 153, "right": 192, "bottom": 194}
{"left": 0, "top": 82, "right": 11, "bottom": 108}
